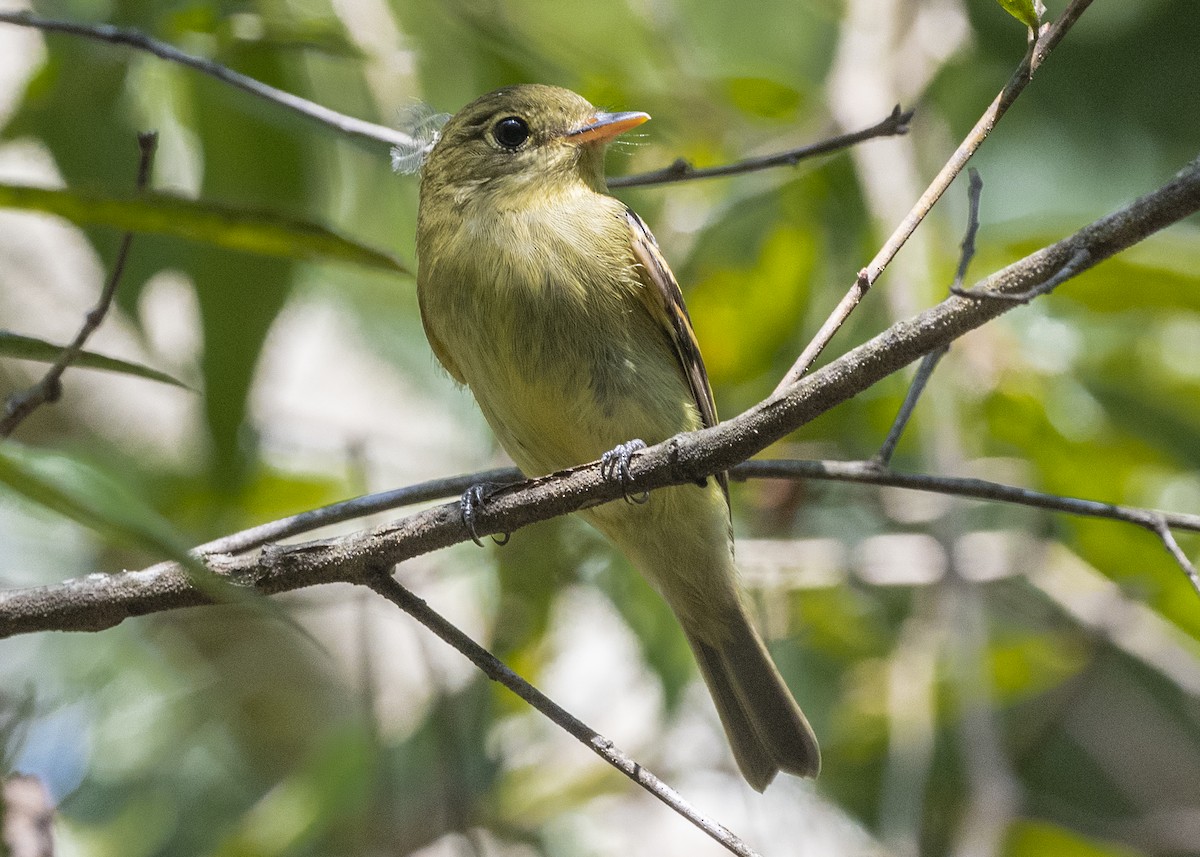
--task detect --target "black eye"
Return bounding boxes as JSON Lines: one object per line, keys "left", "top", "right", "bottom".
{"left": 493, "top": 116, "right": 530, "bottom": 150}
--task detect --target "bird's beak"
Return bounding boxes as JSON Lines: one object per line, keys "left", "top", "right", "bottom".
{"left": 565, "top": 110, "right": 650, "bottom": 145}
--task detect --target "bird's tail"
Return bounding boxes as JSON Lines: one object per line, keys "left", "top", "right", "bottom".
{"left": 683, "top": 601, "right": 820, "bottom": 791}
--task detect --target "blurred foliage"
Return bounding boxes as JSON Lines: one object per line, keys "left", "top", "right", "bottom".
{"left": 1, "top": 0, "right": 1199, "bottom": 856}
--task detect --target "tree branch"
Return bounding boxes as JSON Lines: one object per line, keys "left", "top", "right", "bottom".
{"left": 366, "top": 570, "right": 763, "bottom": 857}
{"left": 0, "top": 10, "right": 417, "bottom": 150}
{"left": 774, "top": 0, "right": 1096, "bottom": 392}
{"left": 608, "top": 104, "right": 913, "bottom": 188}
{"left": 1, "top": 132, "right": 157, "bottom": 438}
{"left": 0, "top": 11, "right": 908, "bottom": 189}
{"left": 2, "top": 151, "right": 1197, "bottom": 637}
{"left": 873, "top": 169, "right": 984, "bottom": 466}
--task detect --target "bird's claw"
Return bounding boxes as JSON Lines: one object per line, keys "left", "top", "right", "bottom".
{"left": 600, "top": 439, "right": 649, "bottom": 504}
{"left": 460, "top": 483, "right": 510, "bottom": 547}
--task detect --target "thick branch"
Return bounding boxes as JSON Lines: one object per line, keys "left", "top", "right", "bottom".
{"left": 2, "top": 153, "right": 1197, "bottom": 637}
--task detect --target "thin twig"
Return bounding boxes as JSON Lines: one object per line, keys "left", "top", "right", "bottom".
{"left": 196, "top": 467, "right": 521, "bottom": 556}
{"left": 872, "top": 348, "right": 946, "bottom": 468}
{"left": 3, "top": 151, "right": 1199, "bottom": 637}
{"left": 1149, "top": 516, "right": 1200, "bottom": 597}
{"left": 0, "top": 11, "right": 911, "bottom": 191}
{"left": 773, "top": 0, "right": 1095, "bottom": 394}
{"left": 735, "top": 460, "right": 1200, "bottom": 534}
{"left": 0, "top": 10, "right": 416, "bottom": 151}
{"left": 873, "top": 169, "right": 984, "bottom": 466}
{"left": 365, "top": 570, "right": 763, "bottom": 857}
{"left": 609, "top": 104, "right": 913, "bottom": 188}
{"left": 953, "top": 169, "right": 985, "bottom": 291}
{"left": 952, "top": 247, "right": 1090, "bottom": 303}
{"left": 0, "top": 131, "right": 158, "bottom": 438}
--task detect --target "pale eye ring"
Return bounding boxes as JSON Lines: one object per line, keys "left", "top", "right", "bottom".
{"left": 493, "top": 116, "right": 530, "bottom": 150}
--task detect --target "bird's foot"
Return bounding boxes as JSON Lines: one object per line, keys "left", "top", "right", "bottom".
{"left": 460, "top": 483, "right": 511, "bottom": 547}
{"left": 600, "top": 439, "right": 649, "bottom": 504}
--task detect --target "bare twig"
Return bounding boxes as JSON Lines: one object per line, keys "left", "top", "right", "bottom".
{"left": 0, "top": 131, "right": 158, "bottom": 438}
{"left": 873, "top": 170, "right": 985, "bottom": 466}
{"left": 0, "top": 11, "right": 909, "bottom": 191}
{"left": 2, "top": 152, "right": 1198, "bottom": 636}
{"left": 736, "top": 459, "right": 1200, "bottom": 534}
{"left": 0, "top": 10, "right": 416, "bottom": 151}
{"left": 609, "top": 104, "right": 913, "bottom": 188}
{"left": 774, "top": 0, "right": 1096, "bottom": 393}
{"left": 196, "top": 467, "right": 521, "bottom": 556}
{"left": 365, "top": 570, "right": 763, "bottom": 857}
{"left": 1149, "top": 516, "right": 1200, "bottom": 597}
{"left": 953, "top": 169, "right": 985, "bottom": 292}
{"left": 952, "top": 247, "right": 1090, "bottom": 303}
{"left": 872, "top": 348, "right": 946, "bottom": 468}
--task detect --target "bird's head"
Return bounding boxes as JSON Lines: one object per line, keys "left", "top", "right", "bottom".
{"left": 421, "top": 84, "right": 648, "bottom": 202}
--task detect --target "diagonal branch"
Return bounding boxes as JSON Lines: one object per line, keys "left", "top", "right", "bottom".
{"left": 873, "top": 169, "right": 985, "bottom": 466}
{"left": 1, "top": 132, "right": 158, "bottom": 438}
{"left": 0, "top": 11, "right": 907, "bottom": 189}
{"left": 0, "top": 10, "right": 416, "bottom": 150}
{"left": 774, "top": 0, "right": 1096, "bottom": 392}
{"left": 2, "top": 151, "right": 1197, "bottom": 638}
{"left": 1148, "top": 517, "right": 1200, "bottom": 597}
{"left": 366, "top": 570, "right": 763, "bottom": 857}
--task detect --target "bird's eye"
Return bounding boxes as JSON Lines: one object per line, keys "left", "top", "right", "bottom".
{"left": 493, "top": 116, "right": 530, "bottom": 150}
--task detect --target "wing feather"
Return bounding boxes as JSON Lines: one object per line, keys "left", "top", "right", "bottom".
{"left": 624, "top": 208, "right": 729, "bottom": 501}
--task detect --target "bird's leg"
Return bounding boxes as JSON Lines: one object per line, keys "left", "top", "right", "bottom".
{"left": 600, "top": 439, "right": 649, "bottom": 504}
{"left": 460, "top": 483, "right": 511, "bottom": 546}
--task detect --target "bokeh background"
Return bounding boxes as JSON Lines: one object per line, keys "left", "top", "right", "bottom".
{"left": 2, "top": 0, "right": 1199, "bottom": 855}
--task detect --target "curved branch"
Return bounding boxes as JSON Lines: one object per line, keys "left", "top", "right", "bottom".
{"left": 608, "top": 105, "right": 913, "bottom": 188}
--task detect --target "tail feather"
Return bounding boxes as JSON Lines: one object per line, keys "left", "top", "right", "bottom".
{"left": 685, "top": 603, "right": 820, "bottom": 791}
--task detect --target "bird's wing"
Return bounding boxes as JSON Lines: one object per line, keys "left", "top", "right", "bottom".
{"left": 624, "top": 208, "right": 729, "bottom": 501}
{"left": 417, "top": 286, "right": 467, "bottom": 385}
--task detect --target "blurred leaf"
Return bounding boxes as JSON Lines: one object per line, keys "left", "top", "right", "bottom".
{"left": 1005, "top": 819, "right": 1142, "bottom": 857}
{"left": 1084, "top": 378, "right": 1200, "bottom": 469}
{"left": 0, "top": 442, "right": 196, "bottom": 567}
{"left": 593, "top": 551, "right": 696, "bottom": 711}
{"left": 492, "top": 518, "right": 574, "bottom": 659}
{"left": 722, "top": 76, "right": 804, "bottom": 119}
{"left": 995, "top": 0, "right": 1042, "bottom": 31}
{"left": 989, "top": 632, "right": 1088, "bottom": 701}
{"left": 0, "top": 183, "right": 408, "bottom": 273}
{"left": 0, "top": 445, "right": 296, "bottom": 628}
{"left": 179, "top": 36, "right": 322, "bottom": 490}
{"left": 0, "top": 331, "right": 190, "bottom": 389}
{"left": 212, "top": 727, "right": 374, "bottom": 857}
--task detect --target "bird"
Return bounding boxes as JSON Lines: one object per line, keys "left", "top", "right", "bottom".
{"left": 414, "top": 83, "right": 819, "bottom": 790}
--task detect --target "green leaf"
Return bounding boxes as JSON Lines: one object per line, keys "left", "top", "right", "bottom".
{"left": 0, "top": 183, "right": 409, "bottom": 274}
{"left": 1005, "top": 819, "right": 1142, "bottom": 857}
{"left": 0, "top": 445, "right": 314, "bottom": 637}
{"left": 0, "top": 442, "right": 199, "bottom": 569}
{"left": 996, "top": 0, "right": 1042, "bottom": 30}
{"left": 0, "top": 331, "right": 191, "bottom": 389}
